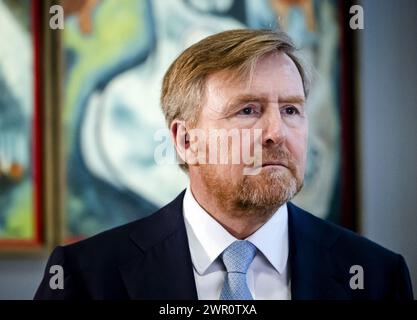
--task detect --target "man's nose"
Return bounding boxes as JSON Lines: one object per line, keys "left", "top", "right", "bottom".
{"left": 262, "top": 110, "right": 286, "bottom": 146}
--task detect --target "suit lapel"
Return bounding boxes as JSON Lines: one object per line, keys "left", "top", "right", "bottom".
{"left": 119, "top": 190, "right": 198, "bottom": 299}
{"left": 288, "top": 202, "right": 351, "bottom": 300}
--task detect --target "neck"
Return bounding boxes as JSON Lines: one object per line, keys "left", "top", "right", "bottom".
{"left": 189, "top": 179, "right": 279, "bottom": 239}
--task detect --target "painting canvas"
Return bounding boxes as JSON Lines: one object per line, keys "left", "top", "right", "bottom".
{"left": 62, "top": 0, "right": 352, "bottom": 240}
{"left": 0, "top": 0, "right": 41, "bottom": 246}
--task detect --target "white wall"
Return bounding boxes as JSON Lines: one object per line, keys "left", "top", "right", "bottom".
{"left": 0, "top": 258, "right": 45, "bottom": 299}
{"left": 358, "top": 0, "right": 417, "bottom": 293}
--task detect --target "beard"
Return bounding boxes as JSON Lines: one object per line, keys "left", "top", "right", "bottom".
{"left": 198, "top": 147, "right": 304, "bottom": 217}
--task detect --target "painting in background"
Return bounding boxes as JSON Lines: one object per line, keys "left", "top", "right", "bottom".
{"left": 63, "top": 0, "right": 344, "bottom": 239}
{"left": 0, "top": 0, "right": 40, "bottom": 245}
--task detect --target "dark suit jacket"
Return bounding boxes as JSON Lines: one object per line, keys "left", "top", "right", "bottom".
{"left": 34, "top": 190, "right": 414, "bottom": 300}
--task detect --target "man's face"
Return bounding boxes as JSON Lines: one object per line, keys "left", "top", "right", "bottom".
{"left": 190, "top": 52, "right": 308, "bottom": 214}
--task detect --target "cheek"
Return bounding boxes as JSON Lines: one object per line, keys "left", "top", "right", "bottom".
{"left": 287, "top": 128, "right": 308, "bottom": 164}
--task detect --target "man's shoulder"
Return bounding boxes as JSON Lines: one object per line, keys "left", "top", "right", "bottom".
{"left": 60, "top": 191, "right": 187, "bottom": 269}
{"left": 56, "top": 216, "right": 148, "bottom": 271}
{"left": 35, "top": 192, "right": 188, "bottom": 299}
{"left": 288, "top": 202, "right": 401, "bottom": 265}
{"left": 289, "top": 203, "right": 413, "bottom": 299}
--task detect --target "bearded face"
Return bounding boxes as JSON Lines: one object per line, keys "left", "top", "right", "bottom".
{"left": 187, "top": 52, "right": 308, "bottom": 216}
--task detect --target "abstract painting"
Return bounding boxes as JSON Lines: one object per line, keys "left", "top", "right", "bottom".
{"left": 62, "top": 0, "right": 352, "bottom": 239}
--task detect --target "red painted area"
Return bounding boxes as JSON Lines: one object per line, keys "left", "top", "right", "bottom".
{"left": 0, "top": 0, "right": 43, "bottom": 247}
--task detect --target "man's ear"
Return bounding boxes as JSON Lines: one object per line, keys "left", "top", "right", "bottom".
{"left": 170, "top": 120, "right": 199, "bottom": 166}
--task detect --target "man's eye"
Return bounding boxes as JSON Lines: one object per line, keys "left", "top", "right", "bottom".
{"left": 282, "top": 105, "right": 300, "bottom": 116}
{"left": 237, "top": 105, "right": 259, "bottom": 116}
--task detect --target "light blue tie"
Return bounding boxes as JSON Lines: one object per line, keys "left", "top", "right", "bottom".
{"left": 220, "top": 240, "right": 257, "bottom": 300}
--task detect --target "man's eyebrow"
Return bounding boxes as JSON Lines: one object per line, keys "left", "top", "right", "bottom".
{"left": 279, "top": 95, "right": 306, "bottom": 104}
{"left": 226, "top": 94, "right": 305, "bottom": 107}
{"left": 227, "top": 94, "right": 269, "bottom": 105}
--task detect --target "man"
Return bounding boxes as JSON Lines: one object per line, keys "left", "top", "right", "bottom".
{"left": 35, "top": 29, "right": 413, "bottom": 300}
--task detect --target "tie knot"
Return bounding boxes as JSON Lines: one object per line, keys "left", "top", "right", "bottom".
{"left": 221, "top": 240, "right": 257, "bottom": 274}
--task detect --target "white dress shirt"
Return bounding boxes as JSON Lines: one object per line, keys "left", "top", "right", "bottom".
{"left": 183, "top": 186, "right": 291, "bottom": 300}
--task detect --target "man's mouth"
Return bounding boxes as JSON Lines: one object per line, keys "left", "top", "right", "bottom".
{"left": 261, "top": 161, "right": 288, "bottom": 168}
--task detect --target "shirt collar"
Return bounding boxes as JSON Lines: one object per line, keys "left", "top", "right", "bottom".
{"left": 183, "top": 186, "right": 289, "bottom": 275}
{"left": 246, "top": 202, "right": 289, "bottom": 274}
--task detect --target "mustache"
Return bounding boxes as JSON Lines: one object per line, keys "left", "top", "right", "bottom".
{"left": 251, "top": 147, "right": 297, "bottom": 170}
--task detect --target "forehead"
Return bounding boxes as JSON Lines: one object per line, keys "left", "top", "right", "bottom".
{"left": 204, "top": 52, "right": 304, "bottom": 105}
